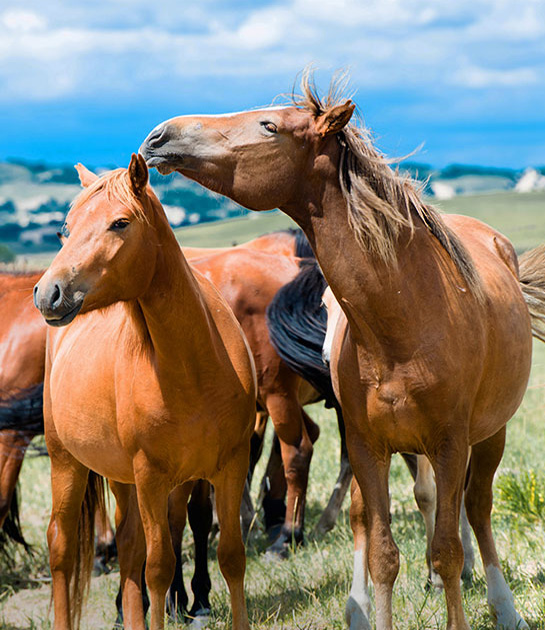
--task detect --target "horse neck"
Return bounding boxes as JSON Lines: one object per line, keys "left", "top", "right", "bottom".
{"left": 136, "top": 217, "right": 218, "bottom": 376}
{"left": 284, "top": 176, "right": 454, "bottom": 361}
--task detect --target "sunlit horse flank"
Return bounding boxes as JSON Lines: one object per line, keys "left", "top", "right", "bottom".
{"left": 33, "top": 155, "right": 256, "bottom": 630}
{"left": 140, "top": 70, "right": 545, "bottom": 630}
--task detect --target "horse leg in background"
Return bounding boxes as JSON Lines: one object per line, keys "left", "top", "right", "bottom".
{"left": 412, "top": 454, "right": 442, "bottom": 589}
{"left": 345, "top": 478, "right": 371, "bottom": 630}
{"left": 409, "top": 453, "right": 475, "bottom": 587}
{"left": 240, "top": 411, "right": 269, "bottom": 537}
{"left": 187, "top": 480, "right": 213, "bottom": 624}
{"left": 111, "top": 481, "right": 148, "bottom": 630}
{"left": 0, "top": 431, "right": 32, "bottom": 549}
{"left": 212, "top": 450, "right": 250, "bottom": 630}
{"left": 465, "top": 428, "right": 528, "bottom": 630}
{"left": 248, "top": 411, "right": 268, "bottom": 485}
{"left": 316, "top": 403, "right": 353, "bottom": 536}
{"left": 134, "top": 463, "right": 176, "bottom": 630}
{"left": 166, "top": 482, "right": 193, "bottom": 621}
{"left": 94, "top": 508, "right": 117, "bottom": 575}
{"left": 429, "top": 440, "right": 470, "bottom": 630}
{"left": 260, "top": 431, "right": 287, "bottom": 540}
{"left": 266, "top": 394, "right": 314, "bottom": 555}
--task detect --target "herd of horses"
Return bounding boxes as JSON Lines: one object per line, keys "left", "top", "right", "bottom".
{"left": 1, "top": 71, "right": 545, "bottom": 630}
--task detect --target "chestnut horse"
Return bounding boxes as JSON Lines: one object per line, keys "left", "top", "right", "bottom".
{"left": 33, "top": 155, "right": 256, "bottom": 630}
{"left": 140, "top": 71, "right": 545, "bottom": 630}
{"left": 0, "top": 272, "right": 44, "bottom": 551}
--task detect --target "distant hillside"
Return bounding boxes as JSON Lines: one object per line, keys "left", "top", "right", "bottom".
{"left": 1, "top": 158, "right": 544, "bottom": 255}
{"left": 0, "top": 159, "right": 249, "bottom": 254}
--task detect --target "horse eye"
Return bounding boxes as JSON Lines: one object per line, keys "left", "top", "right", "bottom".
{"left": 109, "top": 218, "right": 130, "bottom": 231}
{"left": 261, "top": 121, "right": 277, "bottom": 134}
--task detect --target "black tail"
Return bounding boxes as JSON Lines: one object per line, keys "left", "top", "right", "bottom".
{"left": 0, "top": 484, "right": 31, "bottom": 555}
{"left": 294, "top": 230, "right": 315, "bottom": 259}
{"left": 266, "top": 260, "right": 335, "bottom": 406}
{"left": 0, "top": 383, "right": 44, "bottom": 434}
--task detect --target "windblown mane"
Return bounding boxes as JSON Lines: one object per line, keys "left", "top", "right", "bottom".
{"left": 70, "top": 169, "right": 149, "bottom": 223}
{"left": 292, "top": 69, "right": 482, "bottom": 298}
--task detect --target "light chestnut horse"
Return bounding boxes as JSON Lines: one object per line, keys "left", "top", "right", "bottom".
{"left": 140, "top": 72, "right": 545, "bottom": 630}
{"left": 33, "top": 155, "right": 256, "bottom": 630}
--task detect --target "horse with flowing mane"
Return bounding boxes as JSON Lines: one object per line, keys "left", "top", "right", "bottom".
{"left": 140, "top": 69, "right": 545, "bottom": 630}
{"left": 33, "top": 155, "right": 256, "bottom": 630}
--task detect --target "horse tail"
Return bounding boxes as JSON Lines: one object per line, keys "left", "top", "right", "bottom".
{"left": 266, "top": 260, "right": 336, "bottom": 405}
{"left": 294, "top": 229, "right": 315, "bottom": 259}
{"left": 0, "top": 383, "right": 44, "bottom": 434}
{"left": 0, "top": 484, "right": 31, "bottom": 555}
{"left": 71, "top": 471, "right": 107, "bottom": 630}
{"left": 519, "top": 244, "right": 545, "bottom": 343}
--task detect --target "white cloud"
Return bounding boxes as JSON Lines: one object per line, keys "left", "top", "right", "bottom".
{"left": 0, "top": 0, "right": 543, "bottom": 102}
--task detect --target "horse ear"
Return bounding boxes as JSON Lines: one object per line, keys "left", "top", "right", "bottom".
{"left": 315, "top": 100, "right": 355, "bottom": 137}
{"left": 74, "top": 163, "right": 98, "bottom": 188}
{"left": 128, "top": 153, "right": 148, "bottom": 195}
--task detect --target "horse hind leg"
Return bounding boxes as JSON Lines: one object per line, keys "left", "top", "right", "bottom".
{"left": 187, "top": 480, "right": 213, "bottom": 626}
{"left": 316, "top": 404, "right": 352, "bottom": 536}
{"left": 465, "top": 428, "right": 528, "bottom": 630}
{"left": 266, "top": 394, "right": 313, "bottom": 556}
{"left": 166, "top": 482, "right": 193, "bottom": 621}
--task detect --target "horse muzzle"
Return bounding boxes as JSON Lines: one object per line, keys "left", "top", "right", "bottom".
{"left": 33, "top": 279, "right": 84, "bottom": 327}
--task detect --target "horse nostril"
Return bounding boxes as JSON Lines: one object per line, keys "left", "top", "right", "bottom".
{"left": 51, "top": 283, "right": 62, "bottom": 309}
{"left": 147, "top": 126, "right": 169, "bottom": 150}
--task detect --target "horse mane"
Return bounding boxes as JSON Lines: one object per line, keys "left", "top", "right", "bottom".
{"left": 70, "top": 168, "right": 151, "bottom": 224}
{"left": 292, "top": 69, "right": 482, "bottom": 299}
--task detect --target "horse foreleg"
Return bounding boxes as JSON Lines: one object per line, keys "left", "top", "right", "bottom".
{"left": 465, "top": 428, "right": 528, "bottom": 630}
{"left": 110, "top": 481, "right": 147, "bottom": 630}
{"left": 348, "top": 442, "right": 398, "bottom": 630}
{"left": 48, "top": 451, "right": 91, "bottom": 630}
{"left": 134, "top": 465, "right": 175, "bottom": 630}
{"left": 430, "top": 441, "right": 470, "bottom": 630}
{"left": 266, "top": 394, "right": 313, "bottom": 555}
{"left": 213, "top": 450, "right": 250, "bottom": 630}
{"left": 316, "top": 404, "right": 352, "bottom": 536}
{"left": 344, "top": 478, "right": 371, "bottom": 630}
{"left": 166, "top": 482, "right": 192, "bottom": 621}
{"left": 260, "top": 431, "right": 287, "bottom": 539}
{"left": 187, "top": 479, "right": 212, "bottom": 624}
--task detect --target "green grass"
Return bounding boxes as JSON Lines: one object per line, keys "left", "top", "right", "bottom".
{"left": 2, "top": 190, "right": 545, "bottom": 628}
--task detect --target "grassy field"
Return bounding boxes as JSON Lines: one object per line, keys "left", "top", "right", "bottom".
{"left": 1, "top": 190, "right": 545, "bottom": 629}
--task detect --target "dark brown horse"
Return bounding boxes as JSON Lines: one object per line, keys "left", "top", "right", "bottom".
{"left": 33, "top": 156, "right": 256, "bottom": 630}
{"left": 140, "top": 70, "right": 545, "bottom": 630}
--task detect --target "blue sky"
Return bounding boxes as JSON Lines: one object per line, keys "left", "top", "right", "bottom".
{"left": 0, "top": 0, "right": 544, "bottom": 168}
